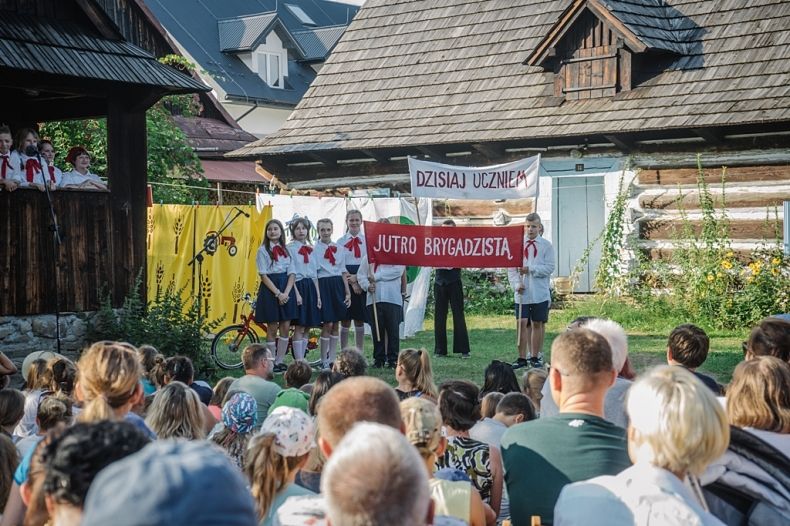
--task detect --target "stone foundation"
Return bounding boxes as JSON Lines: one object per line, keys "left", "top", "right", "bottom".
{"left": 0, "top": 312, "right": 96, "bottom": 367}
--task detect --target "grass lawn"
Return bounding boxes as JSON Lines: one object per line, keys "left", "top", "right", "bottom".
{"left": 232, "top": 297, "right": 746, "bottom": 389}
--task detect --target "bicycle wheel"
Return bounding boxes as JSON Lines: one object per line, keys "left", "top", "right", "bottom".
{"left": 212, "top": 324, "right": 258, "bottom": 369}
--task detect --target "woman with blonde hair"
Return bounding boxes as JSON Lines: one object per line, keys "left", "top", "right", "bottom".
{"left": 726, "top": 356, "right": 790, "bottom": 456}
{"left": 145, "top": 382, "right": 205, "bottom": 440}
{"left": 14, "top": 360, "right": 52, "bottom": 438}
{"left": 395, "top": 348, "right": 438, "bottom": 402}
{"left": 246, "top": 407, "right": 315, "bottom": 525}
{"left": 75, "top": 341, "right": 155, "bottom": 439}
{"left": 555, "top": 366, "right": 729, "bottom": 525}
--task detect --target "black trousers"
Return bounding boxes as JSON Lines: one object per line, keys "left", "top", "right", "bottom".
{"left": 434, "top": 280, "right": 470, "bottom": 355}
{"left": 367, "top": 302, "right": 401, "bottom": 365}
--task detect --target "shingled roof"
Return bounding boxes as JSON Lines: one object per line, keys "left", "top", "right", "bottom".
{"left": 230, "top": 0, "right": 790, "bottom": 158}
{"left": 0, "top": 12, "right": 207, "bottom": 93}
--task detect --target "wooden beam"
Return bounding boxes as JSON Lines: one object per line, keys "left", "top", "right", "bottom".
{"left": 692, "top": 128, "right": 725, "bottom": 145}
{"left": 417, "top": 146, "right": 446, "bottom": 161}
{"left": 74, "top": 0, "right": 124, "bottom": 40}
{"left": 472, "top": 143, "right": 506, "bottom": 160}
{"left": 604, "top": 134, "right": 636, "bottom": 152}
{"left": 360, "top": 149, "right": 391, "bottom": 164}
{"left": 525, "top": 0, "right": 586, "bottom": 66}
{"left": 306, "top": 152, "right": 338, "bottom": 168}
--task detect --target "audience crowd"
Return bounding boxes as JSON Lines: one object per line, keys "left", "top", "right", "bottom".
{"left": 0, "top": 315, "right": 788, "bottom": 526}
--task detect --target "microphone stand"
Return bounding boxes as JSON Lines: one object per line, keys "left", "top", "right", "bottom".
{"left": 187, "top": 207, "right": 249, "bottom": 317}
{"left": 29, "top": 147, "right": 63, "bottom": 353}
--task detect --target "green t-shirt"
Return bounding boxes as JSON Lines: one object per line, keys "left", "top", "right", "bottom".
{"left": 500, "top": 412, "right": 631, "bottom": 525}
{"left": 229, "top": 375, "right": 282, "bottom": 427}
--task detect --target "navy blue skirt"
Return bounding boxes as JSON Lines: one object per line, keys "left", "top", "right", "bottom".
{"left": 319, "top": 276, "right": 347, "bottom": 323}
{"left": 346, "top": 264, "right": 366, "bottom": 321}
{"left": 255, "top": 273, "right": 298, "bottom": 323}
{"left": 294, "top": 278, "right": 322, "bottom": 327}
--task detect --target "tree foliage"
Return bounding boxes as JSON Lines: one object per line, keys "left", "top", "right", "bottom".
{"left": 40, "top": 55, "right": 210, "bottom": 204}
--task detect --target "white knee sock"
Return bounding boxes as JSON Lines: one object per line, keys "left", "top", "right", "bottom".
{"left": 292, "top": 338, "right": 305, "bottom": 361}
{"left": 275, "top": 337, "right": 289, "bottom": 365}
{"left": 355, "top": 326, "right": 365, "bottom": 351}
{"left": 320, "top": 337, "right": 330, "bottom": 368}
{"left": 329, "top": 335, "right": 339, "bottom": 365}
{"left": 266, "top": 340, "right": 276, "bottom": 358}
{"left": 340, "top": 326, "right": 350, "bottom": 349}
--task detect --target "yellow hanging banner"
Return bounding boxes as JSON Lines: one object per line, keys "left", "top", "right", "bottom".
{"left": 147, "top": 204, "right": 272, "bottom": 324}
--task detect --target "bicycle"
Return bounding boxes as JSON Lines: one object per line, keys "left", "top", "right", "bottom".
{"left": 211, "top": 293, "right": 320, "bottom": 370}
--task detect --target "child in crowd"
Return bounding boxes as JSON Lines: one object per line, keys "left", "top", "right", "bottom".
{"left": 0, "top": 124, "right": 20, "bottom": 191}
{"left": 145, "top": 381, "right": 205, "bottom": 440}
{"left": 14, "top": 128, "right": 53, "bottom": 191}
{"left": 37, "top": 140, "right": 63, "bottom": 188}
{"left": 522, "top": 368, "right": 548, "bottom": 415}
{"left": 245, "top": 407, "right": 315, "bottom": 525}
{"left": 358, "top": 218, "right": 406, "bottom": 369}
{"left": 0, "top": 389, "right": 25, "bottom": 440}
{"left": 666, "top": 324, "right": 721, "bottom": 394}
{"left": 256, "top": 219, "right": 298, "bottom": 373}
{"left": 338, "top": 209, "right": 366, "bottom": 351}
{"left": 15, "top": 396, "right": 72, "bottom": 459}
{"left": 15, "top": 359, "right": 52, "bottom": 438}
{"left": 210, "top": 392, "right": 258, "bottom": 469}
{"left": 508, "top": 213, "right": 555, "bottom": 368}
{"left": 60, "top": 146, "right": 106, "bottom": 190}
{"left": 401, "top": 397, "right": 490, "bottom": 526}
{"left": 75, "top": 341, "right": 154, "bottom": 438}
{"left": 480, "top": 392, "right": 505, "bottom": 419}
{"left": 136, "top": 344, "right": 163, "bottom": 396}
{"left": 314, "top": 218, "right": 352, "bottom": 369}
{"left": 287, "top": 217, "right": 321, "bottom": 364}
{"left": 208, "top": 377, "right": 236, "bottom": 421}
{"left": 395, "top": 348, "right": 438, "bottom": 402}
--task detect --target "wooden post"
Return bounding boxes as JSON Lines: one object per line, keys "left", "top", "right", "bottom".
{"left": 107, "top": 94, "right": 149, "bottom": 302}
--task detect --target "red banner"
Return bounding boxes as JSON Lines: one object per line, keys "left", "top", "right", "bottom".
{"left": 364, "top": 221, "right": 523, "bottom": 268}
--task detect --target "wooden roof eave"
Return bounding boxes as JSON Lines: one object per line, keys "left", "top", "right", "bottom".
{"left": 524, "top": 0, "right": 647, "bottom": 67}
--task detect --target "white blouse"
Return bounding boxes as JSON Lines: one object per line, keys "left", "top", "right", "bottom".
{"left": 256, "top": 243, "right": 296, "bottom": 275}
{"left": 314, "top": 240, "right": 345, "bottom": 278}
{"left": 286, "top": 240, "right": 317, "bottom": 281}
{"left": 337, "top": 232, "right": 366, "bottom": 268}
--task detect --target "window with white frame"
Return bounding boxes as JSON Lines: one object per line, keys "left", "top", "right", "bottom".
{"left": 258, "top": 52, "right": 283, "bottom": 88}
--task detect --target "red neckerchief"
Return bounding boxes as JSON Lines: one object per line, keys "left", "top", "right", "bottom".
{"left": 0, "top": 154, "right": 9, "bottom": 179}
{"left": 323, "top": 245, "right": 337, "bottom": 266}
{"left": 47, "top": 165, "right": 56, "bottom": 183}
{"left": 25, "top": 158, "right": 41, "bottom": 183}
{"left": 524, "top": 239, "right": 538, "bottom": 259}
{"left": 297, "top": 245, "right": 312, "bottom": 263}
{"left": 271, "top": 244, "right": 287, "bottom": 262}
{"left": 344, "top": 236, "right": 362, "bottom": 258}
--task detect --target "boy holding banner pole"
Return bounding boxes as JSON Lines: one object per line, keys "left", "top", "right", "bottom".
{"left": 508, "top": 213, "right": 555, "bottom": 369}
{"left": 358, "top": 219, "right": 406, "bottom": 369}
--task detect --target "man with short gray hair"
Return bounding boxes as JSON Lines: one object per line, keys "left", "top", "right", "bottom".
{"left": 323, "top": 422, "right": 433, "bottom": 526}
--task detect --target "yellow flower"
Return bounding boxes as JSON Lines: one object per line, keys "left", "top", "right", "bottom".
{"left": 772, "top": 268, "right": 780, "bottom": 276}
{"left": 716, "top": 272, "right": 723, "bottom": 279}
{"left": 725, "top": 251, "right": 734, "bottom": 259}
{"left": 772, "top": 257, "right": 782, "bottom": 266}
{"left": 721, "top": 260, "right": 733, "bottom": 270}
{"left": 706, "top": 274, "right": 715, "bottom": 282}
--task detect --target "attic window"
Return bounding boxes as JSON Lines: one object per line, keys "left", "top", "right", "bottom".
{"left": 285, "top": 4, "right": 316, "bottom": 26}
{"left": 525, "top": 1, "right": 687, "bottom": 102}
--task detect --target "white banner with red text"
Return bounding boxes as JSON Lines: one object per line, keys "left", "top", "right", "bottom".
{"left": 408, "top": 154, "right": 540, "bottom": 200}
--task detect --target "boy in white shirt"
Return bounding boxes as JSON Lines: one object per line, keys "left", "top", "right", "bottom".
{"left": 507, "top": 213, "right": 555, "bottom": 369}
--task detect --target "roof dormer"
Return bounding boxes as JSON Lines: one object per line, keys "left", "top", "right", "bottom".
{"left": 525, "top": 0, "right": 694, "bottom": 101}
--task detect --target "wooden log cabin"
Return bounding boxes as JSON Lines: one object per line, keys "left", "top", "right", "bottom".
{"left": 0, "top": 0, "right": 207, "bottom": 352}
{"left": 229, "top": 0, "right": 790, "bottom": 292}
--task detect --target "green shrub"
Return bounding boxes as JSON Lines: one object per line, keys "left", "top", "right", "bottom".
{"left": 425, "top": 269, "right": 513, "bottom": 317}
{"left": 90, "top": 276, "right": 223, "bottom": 374}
